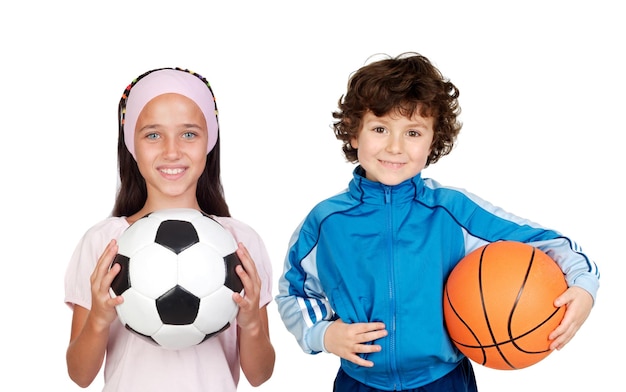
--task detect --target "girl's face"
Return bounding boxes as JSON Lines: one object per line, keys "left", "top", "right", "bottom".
{"left": 134, "top": 93, "right": 208, "bottom": 210}
{"left": 351, "top": 110, "right": 434, "bottom": 186}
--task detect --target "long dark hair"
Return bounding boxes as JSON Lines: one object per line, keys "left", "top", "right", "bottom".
{"left": 112, "top": 67, "right": 231, "bottom": 218}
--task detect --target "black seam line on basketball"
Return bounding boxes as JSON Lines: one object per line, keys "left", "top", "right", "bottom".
{"left": 503, "top": 245, "right": 534, "bottom": 361}
{"left": 451, "top": 309, "right": 557, "bottom": 353}
{"left": 507, "top": 247, "right": 553, "bottom": 355}
{"left": 451, "top": 303, "right": 560, "bottom": 351}
{"left": 480, "top": 244, "right": 517, "bottom": 370}
{"left": 445, "top": 288, "right": 488, "bottom": 364}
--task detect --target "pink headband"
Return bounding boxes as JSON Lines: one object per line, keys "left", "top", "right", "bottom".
{"left": 122, "top": 69, "right": 219, "bottom": 158}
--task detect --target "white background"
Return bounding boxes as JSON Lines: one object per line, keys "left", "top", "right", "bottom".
{"left": 1, "top": 1, "right": 622, "bottom": 391}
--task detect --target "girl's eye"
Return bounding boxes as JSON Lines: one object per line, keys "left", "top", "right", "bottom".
{"left": 182, "top": 131, "right": 197, "bottom": 139}
{"left": 146, "top": 132, "right": 159, "bottom": 140}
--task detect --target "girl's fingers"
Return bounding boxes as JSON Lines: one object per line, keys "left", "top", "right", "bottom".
{"left": 92, "top": 240, "right": 119, "bottom": 291}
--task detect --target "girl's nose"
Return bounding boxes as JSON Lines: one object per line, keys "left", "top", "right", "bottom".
{"left": 163, "top": 138, "right": 182, "bottom": 159}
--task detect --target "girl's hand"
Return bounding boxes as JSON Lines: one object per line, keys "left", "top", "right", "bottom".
{"left": 88, "top": 239, "right": 123, "bottom": 331}
{"left": 232, "top": 243, "right": 262, "bottom": 332}
{"left": 548, "top": 286, "right": 593, "bottom": 350}
{"left": 233, "top": 242, "right": 275, "bottom": 386}
{"left": 324, "top": 319, "right": 388, "bottom": 367}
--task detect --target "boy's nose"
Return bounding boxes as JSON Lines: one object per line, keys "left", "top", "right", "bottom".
{"left": 386, "top": 134, "right": 402, "bottom": 153}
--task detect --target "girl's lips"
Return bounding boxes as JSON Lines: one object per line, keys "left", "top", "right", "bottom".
{"left": 160, "top": 167, "right": 185, "bottom": 175}
{"left": 158, "top": 167, "right": 187, "bottom": 179}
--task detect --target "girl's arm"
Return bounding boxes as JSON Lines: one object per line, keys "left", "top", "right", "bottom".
{"left": 66, "top": 240, "right": 122, "bottom": 387}
{"left": 238, "top": 306, "right": 275, "bottom": 386}
{"left": 233, "top": 243, "right": 275, "bottom": 386}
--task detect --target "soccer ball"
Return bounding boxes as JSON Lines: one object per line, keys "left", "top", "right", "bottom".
{"left": 109, "top": 208, "right": 243, "bottom": 350}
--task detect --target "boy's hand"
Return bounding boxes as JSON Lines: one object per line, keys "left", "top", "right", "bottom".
{"left": 548, "top": 286, "right": 593, "bottom": 350}
{"left": 324, "top": 318, "right": 388, "bottom": 367}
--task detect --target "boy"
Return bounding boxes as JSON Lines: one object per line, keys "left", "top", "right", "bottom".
{"left": 275, "top": 52, "right": 599, "bottom": 391}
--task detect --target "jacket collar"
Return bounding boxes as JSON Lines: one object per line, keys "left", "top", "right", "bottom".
{"left": 349, "top": 165, "right": 424, "bottom": 205}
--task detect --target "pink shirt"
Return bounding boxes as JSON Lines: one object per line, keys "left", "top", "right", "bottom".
{"left": 64, "top": 216, "right": 273, "bottom": 392}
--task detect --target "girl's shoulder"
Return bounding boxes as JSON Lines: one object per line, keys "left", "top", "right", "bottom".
{"left": 88, "top": 215, "right": 129, "bottom": 231}
{"left": 210, "top": 216, "right": 259, "bottom": 240}
{"left": 81, "top": 216, "right": 130, "bottom": 242}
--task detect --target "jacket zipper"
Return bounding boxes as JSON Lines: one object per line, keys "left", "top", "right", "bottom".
{"left": 384, "top": 186, "right": 401, "bottom": 389}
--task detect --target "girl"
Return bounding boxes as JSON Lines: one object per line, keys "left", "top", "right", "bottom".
{"left": 65, "top": 67, "right": 275, "bottom": 391}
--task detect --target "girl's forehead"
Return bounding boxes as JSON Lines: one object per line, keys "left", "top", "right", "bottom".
{"left": 141, "top": 93, "right": 202, "bottom": 111}
{"left": 136, "top": 94, "right": 207, "bottom": 127}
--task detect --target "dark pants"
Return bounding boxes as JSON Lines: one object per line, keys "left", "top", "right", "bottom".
{"left": 333, "top": 357, "right": 478, "bottom": 392}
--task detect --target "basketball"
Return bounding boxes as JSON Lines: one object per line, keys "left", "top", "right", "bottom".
{"left": 443, "top": 240, "right": 567, "bottom": 370}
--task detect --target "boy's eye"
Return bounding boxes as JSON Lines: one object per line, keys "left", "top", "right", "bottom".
{"left": 407, "top": 130, "right": 421, "bottom": 137}
{"left": 373, "top": 126, "right": 386, "bottom": 133}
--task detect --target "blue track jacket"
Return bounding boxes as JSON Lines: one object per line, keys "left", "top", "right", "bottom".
{"left": 276, "top": 166, "right": 599, "bottom": 390}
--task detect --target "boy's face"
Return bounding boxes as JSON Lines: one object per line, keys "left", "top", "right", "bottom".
{"left": 351, "top": 110, "right": 434, "bottom": 186}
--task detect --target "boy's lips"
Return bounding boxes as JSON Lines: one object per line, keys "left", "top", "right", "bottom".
{"left": 379, "top": 160, "right": 405, "bottom": 169}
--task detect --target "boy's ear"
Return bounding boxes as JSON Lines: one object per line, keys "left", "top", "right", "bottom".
{"left": 350, "top": 137, "right": 358, "bottom": 149}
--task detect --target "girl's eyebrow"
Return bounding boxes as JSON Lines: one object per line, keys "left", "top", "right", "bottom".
{"left": 181, "top": 123, "right": 204, "bottom": 129}
{"left": 137, "top": 123, "right": 204, "bottom": 132}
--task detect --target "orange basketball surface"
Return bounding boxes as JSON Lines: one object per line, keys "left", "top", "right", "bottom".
{"left": 443, "top": 241, "right": 567, "bottom": 370}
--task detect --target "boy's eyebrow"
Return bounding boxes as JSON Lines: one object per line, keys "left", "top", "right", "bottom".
{"left": 408, "top": 120, "right": 432, "bottom": 128}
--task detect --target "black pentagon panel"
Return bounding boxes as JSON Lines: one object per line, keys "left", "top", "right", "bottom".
{"left": 110, "top": 254, "right": 131, "bottom": 296}
{"left": 125, "top": 324, "right": 158, "bottom": 345}
{"left": 156, "top": 285, "right": 200, "bottom": 325}
{"left": 200, "top": 323, "right": 231, "bottom": 344}
{"left": 224, "top": 253, "right": 244, "bottom": 293}
{"left": 155, "top": 220, "right": 199, "bottom": 254}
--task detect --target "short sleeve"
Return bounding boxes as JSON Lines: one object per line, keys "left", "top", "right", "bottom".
{"left": 64, "top": 217, "right": 129, "bottom": 310}
{"left": 213, "top": 216, "right": 273, "bottom": 308}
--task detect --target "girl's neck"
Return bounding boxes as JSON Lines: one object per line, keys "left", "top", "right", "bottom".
{"left": 129, "top": 198, "right": 201, "bottom": 224}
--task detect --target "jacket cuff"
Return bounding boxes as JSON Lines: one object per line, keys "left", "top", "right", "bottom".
{"left": 306, "top": 320, "right": 333, "bottom": 353}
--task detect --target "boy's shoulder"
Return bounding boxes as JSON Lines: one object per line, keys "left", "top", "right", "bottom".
{"left": 309, "top": 188, "right": 354, "bottom": 213}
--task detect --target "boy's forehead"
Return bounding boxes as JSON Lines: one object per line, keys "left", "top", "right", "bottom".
{"left": 363, "top": 109, "right": 435, "bottom": 126}
{"left": 368, "top": 105, "right": 435, "bottom": 121}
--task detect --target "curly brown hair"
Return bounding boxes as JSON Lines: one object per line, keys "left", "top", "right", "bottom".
{"left": 332, "top": 52, "right": 461, "bottom": 166}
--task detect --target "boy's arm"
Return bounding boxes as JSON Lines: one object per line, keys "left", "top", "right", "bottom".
{"left": 440, "top": 182, "right": 600, "bottom": 350}
{"left": 549, "top": 286, "right": 594, "bottom": 350}
{"left": 430, "top": 180, "right": 600, "bottom": 301}
{"left": 531, "top": 237, "right": 599, "bottom": 302}
{"left": 275, "top": 226, "right": 335, "bottom": 354}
